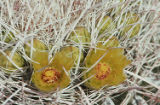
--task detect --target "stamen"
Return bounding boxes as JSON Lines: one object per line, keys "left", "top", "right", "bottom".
{"left": 95, "top": 62, "right": 111, "bottom": 80}
{"left": 41, "top": 67, "right": 60, "bottom": 84}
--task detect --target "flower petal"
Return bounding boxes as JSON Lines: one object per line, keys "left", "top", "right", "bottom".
{"left": 102, "top": 48, "right": 131, "bottom": 70}
{"left": 106, "top": 68, "right": 126, "bottom": 86}
{"left": 85, "top": 37, "right": 120, "bottom": 67}
{"left": 51, "top": 46, "right": 82, "bottom": 71}
{"left": 98, "top": 36, "right": 119, "bottom": 48}
{"left": 24, "top": 39, "right": 47, "bottom": 57}
{"left": 69, "top": 27, "right": 91, "bottom": 44}
{"left": 119, "top": 12, "right": 140, "bottom": 38}
{"left": 25, "top": 39, "right": 49, "bottom": 71}
{"left": 97, "top": 16, "right": 115, "bottom": 35}
{"left": 32, "top": 51, "right": 49, "bottom": 71}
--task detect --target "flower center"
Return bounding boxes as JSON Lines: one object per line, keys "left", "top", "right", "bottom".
{"left": 95, "top": 62, "right": 111, "bottom": 80}
{"left": 41, "top": 67, "right": 60, "bottom": 84}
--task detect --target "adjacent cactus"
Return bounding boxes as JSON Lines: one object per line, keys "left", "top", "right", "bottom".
{"left": 82, "top": 45, "right": 131, "bottom": 90}
{"left": 69, "top": 27, "right": 91, "bottom": 45}
{"left": 31, "top": 46, "right": 82, "bottom": 92}
{"left": 118, "top": 12, "right": 140, "bottom": 38}
{"left": 97, "top": 16, "right": 115, "bottom": 35}
{"left": 0, "top": 49, "right": 24, "bottom": 73}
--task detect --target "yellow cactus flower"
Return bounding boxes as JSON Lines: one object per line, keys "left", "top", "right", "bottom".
{"left": 69, "top": 27, "right": 91, "bottom": 44}
{"left": 31, "top": 46, "right": 81, "bottom": 92}
{"left": 0, "top": 49, "right": 24, "bottom": 73}
{"left": 82, "top": 45, "right": 131, "bottom": 90}
{"left": 24, "top": 39, "right": 47, "bottom": 57}
{"left": 118, "top": 12, "right": 140, "bottom": 38}
{"left": 32, "top": 66, "right": 70, "bottom": 92}
{"left": 97, "top": 16, "right": 115, "bottom": 35}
